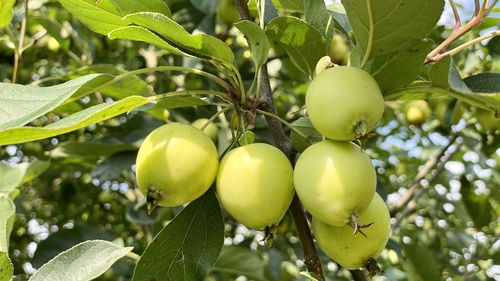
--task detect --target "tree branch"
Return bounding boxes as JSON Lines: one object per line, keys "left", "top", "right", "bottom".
{"left": 390, "top": 135, "right": 463, "bottom": 229}
{"left": 12, "top": 0, "right": 29, "bottom": 83}
{"left": 232, "top": 0, "right": 326, "bottom": 279}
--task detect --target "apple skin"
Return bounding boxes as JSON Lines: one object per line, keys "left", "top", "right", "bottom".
{"left": 136, "top": 123, "right": 219, "bottom": 207}
{"left": 476, "top": 108, "right": 500, "bottom": 131}
{"left": 312, "top": 193, "right": 391, "bottom": 270}
{"left": 216, "top": 143, "right": 294, "bottom": 230}
{"left": 404, "top": 100, "right": 431, "bottom": 126}
{"left": 294, "top": 140, "right": 376, "bottom": 226}
{"left": 306, "top": 66, "right": 384, "bottom": 141}
{"left": 191, "top": 118, "right": 218, "bottom": 143}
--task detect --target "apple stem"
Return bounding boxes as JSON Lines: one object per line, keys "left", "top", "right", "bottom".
{"left": 262, "top": 226, "right": 277, "bottom": 247}
{"left": 146, "top": 190, "right": 161, "bottom": 215}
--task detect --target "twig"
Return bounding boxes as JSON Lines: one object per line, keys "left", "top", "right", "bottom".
{"left": 431, "top": 29, "right": 500, "bottom": 62}
{"left": 391, "top": 136, "right": 463, "bottom": 229}
{"left": 448, "top": 0, "right": 461, "bottom": 29}
{"left": 425, "top": 0, "right": 491, "bottom": 63}
{"left": 12, "top": 0, "right": 29, "bottom": 83}
{"left": 389, "top": 133, "right": 460, "bottom": 217}
{"left": 233, "top": 0, "right": 326, "bottom": 279}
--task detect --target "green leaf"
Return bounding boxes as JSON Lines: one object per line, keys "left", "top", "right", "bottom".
{"left": 92, "top": 152, "right": 136, "bottom": 181}
{"left": 108, "top": 26, "right": 183, "bottom": 55}
{"left": 403, "top": 243, "right": 440, "bottom": 281}
{"left": 132, "top": 189, "right": 224, "bottom": 281}
{"left": 234, "top": 20, "right": 270, "bottom": 67}
{"left": 342, "top": 0, "right": 444, "bottom": 64}
{"left": 463, "top": 73, "right": 500, "bottom": 93}
{"left": 0, "top": 96, "right": 150, "bottom": 145}
{"left": 57, "top": 0, "right": 171, "bottom": 35}
{"left": 213, "top": 246, "right": 269, "bottom": 281}
{"left": 460, "top": 177, "right": 493, "bottom": 228}
{"left": 0, "top": 74, "right": 112, "bottom": 130}
{"left": 49, "top": 141, "right": 137, "bottom": 158}
{"left": 238, "top": 131, "right": 255, "bottom": 145}
{"left": 271, "top": 0, "right": 304, "bottom": 13}
{"left": 369, "top": 40, "right": 432, "bottom": 93}
{"left": 0, "top": 160, "right": 50, "bottom": 193}
{"left": 290, "top": 117, "right": 322, "bottom": 153}
{"left": 0, "top": 163, "right": 26, "bottom": 194}
{"left": 304, "top": 0, "right": 331, "bottom": 35}
{"left": 0, "top": 196, "right": 15, "bottom": 253}
{"left": 32, "top": 223, "right": 115, "bottom": 268}
{"left": 0, "top": 252, "right": 13, "bottom": 281}
{"left": 123, "top": 12, "right": 234, "bottom": 64}
{"left": 266, "top": 16, "right": 326, "bottom": 79}
{"left": 326, "top": 3, "right": 351, "bottom": 34}
{"left": 29, "top": 240, "right": 132, "bottom": 281}
{"left": 190, "top": 0, "right": 219, "bottom": 15}
{"left": 0, "top": 0, "right": 15, "bottom": 28}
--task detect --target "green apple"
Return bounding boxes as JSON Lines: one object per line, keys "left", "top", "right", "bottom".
{"left": 404, "top": 100, "right": 431, "bottom": 126}
{"left": 476, "top": 108, "right": 500, "bottom": 131}
{"left": 136, "top": 123, "right": 219, "bottom": 208}
{"left": 306, "top": 66, "right": 384, "bottom": 141}
{"left": 191, "top": 118, "right": 218, "bottom": 143}
{"left": 294, "top": 140, "right": 376, "bottom": 226}
{"left": 217, "top": 0, "right": 240, "bottom": 24}
{"left": 328, "top": 34, "right": 349, "bottom": 66}
{"left": 313, "top": 193, "right": 390, "bottom": 270}
{"left": 216, "top": 143, "right": 294, "bottom": 230}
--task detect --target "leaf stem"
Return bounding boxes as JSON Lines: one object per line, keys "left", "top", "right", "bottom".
{"left": 12, "top": 0, "right": 29, "bottom": 83}
{"left": 384, "top": 86, "right": 494, "bottom": 111}
{"left": 360, "top": 0, "right": 374, "bottom": 68}
{"left": 201, "top": 106, "right": 233, "bottom": 131}
{"left": 255, "top": 109, "right": 308, "bottom": 139}
{"left": 126, "top": 251, "right": 141, "bottom": 262}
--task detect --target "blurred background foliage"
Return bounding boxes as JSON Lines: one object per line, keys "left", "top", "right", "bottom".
{"left": 0, "top": 0, "right": 499, "bottom": 280}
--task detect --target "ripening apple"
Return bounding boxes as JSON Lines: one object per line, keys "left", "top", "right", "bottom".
{"left": 306, "top": 66, "right": 384, "bottom": 141}
{"left": 294, "top": 140, "right": 376, "bottom": 226}
{"left": 404, "top": 100, "right": 431, "bottom": 126}
{"left": 135, "top": 123, "right": 219, "bottom": 208}
{"left": 328, "top": 34, "right": 349, "bottom": 66}
{"left": 216, "top": 143, "right": 294, "bottom": 230}
{"left": 475, "top": 108, "right": 500, "bottom": 131}
{"left": 313, "top": 193, "right": 391, "bottom": 270}
{"left": 191, "top": 118, "right": 218, "bottom": 143}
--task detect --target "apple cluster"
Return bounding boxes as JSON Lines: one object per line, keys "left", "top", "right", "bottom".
{"left": 297, "top": 66, "right": 390, "bottom": 271}
{"left": 134, "top": 66, "right": 390, "bottom": 273}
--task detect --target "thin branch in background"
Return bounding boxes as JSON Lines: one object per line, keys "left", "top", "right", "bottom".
{"left": 448, "top": 0, "right": 461, "bottom": 29}
{"left": 486, "top": 0, "right": 499, "bottom": 13}
{"left": 391, "top": 136, "right": 463, "bottom": 230}
{"left": 425, "top": 0, "right": 493, "bottom": 63}
{"left": 474, "top": 0, "right": 480, "bottom": 16}
{"left": 432, "top": 29, "right": 500, "bottom": 62}
{"left": 12, "top": 0, "right": 29, "bottom": 83}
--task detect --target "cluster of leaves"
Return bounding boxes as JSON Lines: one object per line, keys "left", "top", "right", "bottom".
{"left": 0, "top": 0, "right": 499, "bottom": 281}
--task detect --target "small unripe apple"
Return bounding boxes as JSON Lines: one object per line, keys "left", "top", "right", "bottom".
{"left": 136, "top": 123, "right": 219, "bottom": 208}
{"left": 404, "top": 100, "right": 431, "bottom": 126}
{"left": 306, "top": 66, "right": 384, "bottom": 141}
{"left": 328, "top": 34, "right": 349, "bottom": 66}
{"left": 191, "top": 118, "right": 218, "bottom": 143}
{"left": 217, "top": 0, "right": 240, "bottom": 24}
{"left": 216, "top": 143, "right": 294, "bottom": 230}
{"left": 294, "top": 140, "right": 376, "bottom": 226}
{"left": 313, "top": 193, "right": 390, "bottom": 270}
{"left": 475, "top": 108, "right": 500, "bottom": 131}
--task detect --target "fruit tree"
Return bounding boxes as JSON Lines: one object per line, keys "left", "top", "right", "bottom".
{"left": 0, "top": 0, "right": 499, "bottom": 280}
